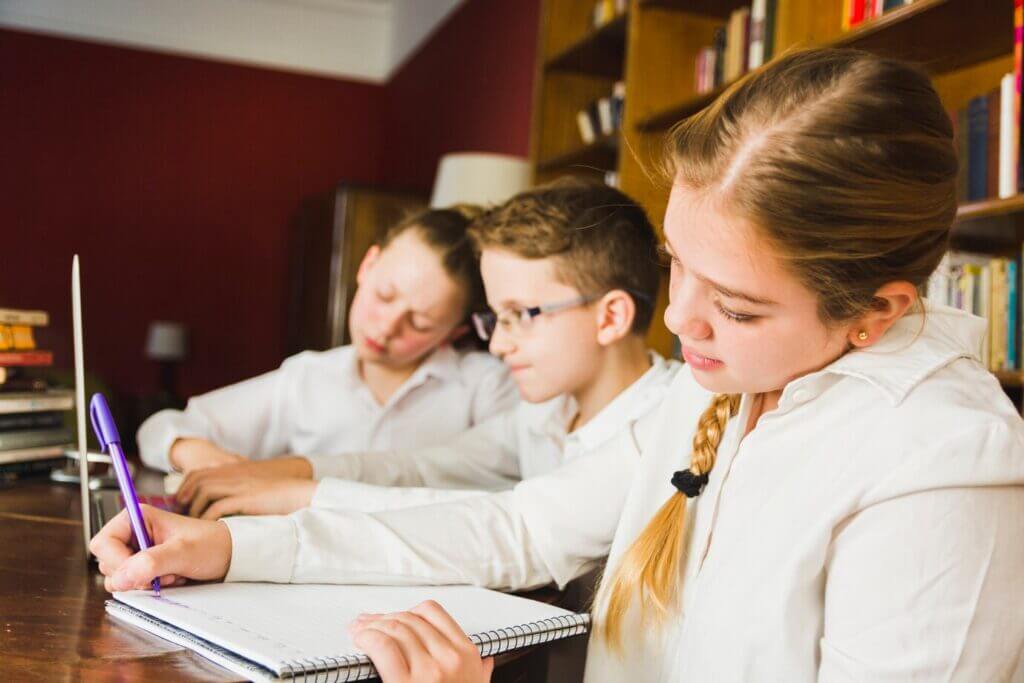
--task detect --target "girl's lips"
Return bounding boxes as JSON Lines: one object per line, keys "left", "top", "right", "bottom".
{"left": 507, "top": 364, "right": 530, "bottom": 374}
{"left": 681, "top": 346, "right": 724, "bottom": 371}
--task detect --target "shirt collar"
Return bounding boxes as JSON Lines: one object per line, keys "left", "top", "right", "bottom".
{"left": 783, "top": 299, "right": 984, "bottom": 408}
{"left": 529, "top": 351, "right": 671, "bottom": 452}
{"left": 342, "top": 344, "right": 465, "bottom": 404}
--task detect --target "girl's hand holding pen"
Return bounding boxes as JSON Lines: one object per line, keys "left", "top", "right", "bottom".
{"left": 90, "top": 505, "right": 231, "bottom": 592}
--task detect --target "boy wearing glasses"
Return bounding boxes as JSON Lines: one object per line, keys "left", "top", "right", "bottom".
{"left": 174, "top": 180, "right": 679, "bottom": 522}
{"left": 102, "top": 180, "right": 680, "bottom": 601}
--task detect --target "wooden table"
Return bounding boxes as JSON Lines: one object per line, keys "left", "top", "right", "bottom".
{"left": 0, "top": 469, "right": 558, "bottom": 682}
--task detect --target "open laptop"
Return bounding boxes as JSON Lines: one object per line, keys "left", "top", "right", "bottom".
{"left": 71, "top": 255, "right": 179, "bottom": 555}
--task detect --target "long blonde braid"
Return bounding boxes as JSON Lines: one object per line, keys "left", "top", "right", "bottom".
{"left": 596, "top": 393, "right": 740, "bottom": 650}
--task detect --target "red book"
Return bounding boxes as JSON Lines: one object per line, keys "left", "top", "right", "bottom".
{"left": 849, "top": 0, "right": 866, "bottom": 28}
{"left": 1015, "top": 0, "right": 1023, "bottom": 190}
{"left": 0, "top": 350, "right": 53, "bottom": 367}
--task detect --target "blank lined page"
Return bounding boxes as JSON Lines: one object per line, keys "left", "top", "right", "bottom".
{"left": 114, "top": 583, "right": 581, "bottom": 675}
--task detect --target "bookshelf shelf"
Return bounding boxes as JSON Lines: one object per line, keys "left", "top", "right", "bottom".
{"left": 831, "top": 0, "right": 1011, "bottom": 75}
{"left": 637, "top": 0, "right": 748, "bottom": 18}
{"left": 636, "top": 0, "right": 1011, "bottom": 133}
{"left": 545, "top": 13, "right": 628, "bottom": 80}
{"left": 956, "top": 195, "right": 1024, "bottom": 223}
{"left": 536, "top": 133, "right": 619, "bottom": 173}
{"left": 994, "top": 370, "right": 1024, "bottom": 388}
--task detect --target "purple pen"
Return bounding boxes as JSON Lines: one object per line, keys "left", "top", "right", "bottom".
{"left": 89, "top": 393, "right": 161, "bottom": 595}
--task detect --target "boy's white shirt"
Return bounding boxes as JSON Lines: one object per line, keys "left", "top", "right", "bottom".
{"left": 222, "top": 353, "right": 681, "bottom": 589}
{"left": 584, "top": 301, "right": 1024, "bottom": 682}
{"left": 136, "top": 345, "right": 517, "bottom": 472}
{"left": 305, "top": 351, "right": 676, "bottom": 511}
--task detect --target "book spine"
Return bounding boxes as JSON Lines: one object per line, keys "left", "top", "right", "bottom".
{"left": 0, "top": 350, "right": 53, "bottom": 367}
{"left": 1000, "top": 73, "right": 1018, "bottom": 199}
{"left": 1016, "top": 0, "right": 1023, "bottom": 191}
{"left": 763, "top": 0, "right": 776, "bottom": 60}
{"left": 748, "top": 0, "right": 766, "bottom": 70}
{"left": 1007, "top": 260, "right": 1015, "bottom": 368}
{"left": 0, "top": 309, "right": 48, "bottom": 326}
{"left": 988, "top": 88, "right": 1001, "bottom": 199}
{"left": 577, "top": 110, "right": 595, "bottom": 144}
{"left": 967, "top": 95, "right": 989, "bottom": 201}
{"left": 0, "top": 411, "right": 64, "bottom": 432}
{"left": 0, "top": 392, "right": 74, "bottom": 415}
{"left": 0, "top": 427, "right": 73, "bottom": 452}
{"left": 0, "top": 445, "right": 67, "bottom": 466}
{"left": 0, "top": 456, "right": 66, "bottom": 481}
{"left": 957, "top": 107, "right": 970, "bottom": 203}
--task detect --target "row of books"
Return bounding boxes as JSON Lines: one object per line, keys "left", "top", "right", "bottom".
{"left": 842, "top": 0, "right": 915, "bottom": 30}
{"left": 0, "top": 307, "right": 73, "bottom": 482}
{"left": 694, "top": 0, "right": 776, "bottom": 96}
{"left": 927, "top": 252, "right": 1019, "bottom": 372}
{"left": 590, "top": 0, "right": 627, "bottom": 29}
{"left": 577, "top": 81, "right": 625, "bottom": 145}
{"left": 951, "top": 74, "right": 1019, "bottom": 203}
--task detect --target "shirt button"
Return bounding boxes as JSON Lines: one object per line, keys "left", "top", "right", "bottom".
{"left": 791, "top": 388, "right": 811, "bottom": 404}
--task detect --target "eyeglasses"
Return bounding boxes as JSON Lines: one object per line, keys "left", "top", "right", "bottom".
{"left": 471, "top": 295, "right": 599, "bottom": 341}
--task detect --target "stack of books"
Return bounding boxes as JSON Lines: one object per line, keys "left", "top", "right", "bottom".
{"left": 927, "top": 253, "right": 1019, "bottom": 373}
{"left": 694, "top": 0, "right": 776, "bottom": 95}
{"left": 0, "top": 307, "right": 74, "bottom": 482}
{"left": 842, "top": 0, "right": 915, "bottom": 30}
{"left": 576, "top": 81, "right": 625, "bottom": 145}
{"left": 950, "top": 74, "right": 1019, "bottom": 203}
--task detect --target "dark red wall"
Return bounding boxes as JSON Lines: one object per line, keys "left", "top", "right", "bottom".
{"left": 383, "top": 0, "right": 541, "bottom": 189}
{"left": 0, "top": 0, "right": 538, "bottom": 405}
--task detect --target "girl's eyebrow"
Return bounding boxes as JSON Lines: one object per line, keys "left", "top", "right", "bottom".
{"left": 663, "top": 239, "right": 778, "bottom": 307}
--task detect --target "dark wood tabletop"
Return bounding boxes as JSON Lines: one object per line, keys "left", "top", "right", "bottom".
{"left": 0, "top": 467, "right": 558, "bottom": 682}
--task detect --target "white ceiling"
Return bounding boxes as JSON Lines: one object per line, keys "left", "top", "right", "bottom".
{"left": 0, "top": 0, "right": 466, "bottom": 83}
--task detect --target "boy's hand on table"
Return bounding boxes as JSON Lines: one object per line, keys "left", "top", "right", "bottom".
{"left": 176, "top": 456, "right": 314, "bottom": 509}
{"left": 350, "top": 600, "right": 494, "bottom": 683}
{"left": 90, "top": 505, "right": 231, "bottom": 592}
{"left": 192, "top": 478, "right": 318, "bottom": 519}
{"left": 169, "top": 438, "right": 248, "bottom": 473}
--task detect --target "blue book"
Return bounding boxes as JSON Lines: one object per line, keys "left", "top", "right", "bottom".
{"left": 967, "top": 95, "right": 988, "bottom": 201}
{"left": 1009, "top": 260, "right": 1018, "bottom": 369}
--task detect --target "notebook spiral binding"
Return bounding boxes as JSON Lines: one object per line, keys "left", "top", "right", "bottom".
{"left": 277, "top": 613, "right": 590, "bottom": 682}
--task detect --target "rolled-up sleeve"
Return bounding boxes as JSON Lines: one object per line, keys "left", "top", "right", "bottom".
{"left": 222, "top": 424, "right": 644, "bottom": 591}
{"left": 305, "top": 409, "right": 521, "bottom": 490}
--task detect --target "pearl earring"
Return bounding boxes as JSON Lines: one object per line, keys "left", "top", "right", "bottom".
{"left": 857, "top": 331, "right": 869, "bottom": 341}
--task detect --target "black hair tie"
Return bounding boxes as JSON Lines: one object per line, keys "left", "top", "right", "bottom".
{"left": 671, "top": 469, "right": 709, "bottom": 498}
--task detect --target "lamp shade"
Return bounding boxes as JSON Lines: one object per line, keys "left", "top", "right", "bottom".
{"left": 145, "top": 321, "right": 188, "bottom": 361}
{"left": 429, "top": 152, "right": 531, "bottom": 209}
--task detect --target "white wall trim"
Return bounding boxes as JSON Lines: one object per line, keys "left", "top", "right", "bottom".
{"left": 0, "top": 0, "right": 465, "bottom": 84}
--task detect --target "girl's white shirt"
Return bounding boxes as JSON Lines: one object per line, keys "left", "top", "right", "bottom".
{"left": 585, "top": 301, "right": 1024, "bottom": 682}
{"left": 136, "top": 345, "right": 518, "bottom": 472}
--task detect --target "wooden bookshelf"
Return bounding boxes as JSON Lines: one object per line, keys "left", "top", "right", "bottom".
{"left": 637, "top": 0, "right": 747, "bottom": 17}
{"left": 957, "top": 195, "right": 1024, "bottom": 223}
{"left": 636, "top": 0, "right": 1012, "bottom": 132}
{"left": 545, "top": 13, "right": 628, "bottom": 79}
{"left": 529, "top": 0, "right": 1018, "bottom": 362}
{"left": 994, "top": 370, "right": 1024, "bottom": 388}
{"left": 536, "top": 133, "right": 619, "bottom": 173}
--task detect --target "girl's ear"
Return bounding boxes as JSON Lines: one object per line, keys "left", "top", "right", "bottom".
{"left": 595, "top": 290, "right": 637, "bottom": 347}
{"left": 847, "top": 281, "right": 918, "bottom": 348}
{"left": 356, "top": 245, "right": 382, "bottom": 286}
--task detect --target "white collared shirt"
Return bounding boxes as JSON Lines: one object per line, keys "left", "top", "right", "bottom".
{"left": 137, "top": 345, "right": 517, "bottom": 472}
{"left": 222, "top": 353, "right": 681, "bottom": 589}
{"left": 305, "top": 352, "right": 678, "bottom": 511}
{"left": 584, "top": 302, "right": 1024, "bottom": 682}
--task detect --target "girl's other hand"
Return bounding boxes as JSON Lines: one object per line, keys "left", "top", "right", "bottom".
{"left": 350, "top": 600, "right": 494, "bottom": 683}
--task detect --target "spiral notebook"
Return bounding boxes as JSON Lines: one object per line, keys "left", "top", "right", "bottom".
{"left": 107, "top": 583, "right": 590, "bottom": 682}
